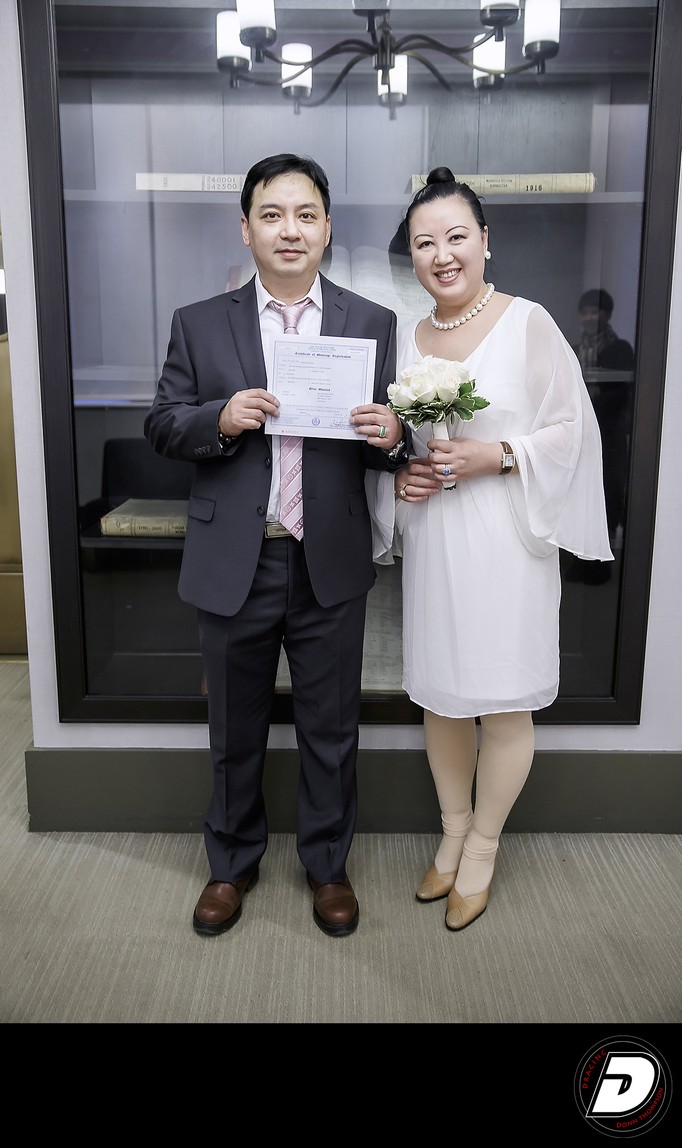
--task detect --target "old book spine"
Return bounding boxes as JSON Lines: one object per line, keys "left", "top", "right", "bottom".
{"left": 411, "top": 172, "right": 596, "bottom": 195}
{"left": 99, "top": 513, "right": 133, "bottom": 536}
{"left": 131, "top": 516, "right": 186, "bottom": 537}
{"left": 100, "top": 515, "right": 186, "bottom": 537}
{"left": 136, "top": 172, "right": 243, "bottom": 193}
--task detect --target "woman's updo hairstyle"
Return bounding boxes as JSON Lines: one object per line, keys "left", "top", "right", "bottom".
{"left": 403, "top": 165, "right": 488, "bottom": 242}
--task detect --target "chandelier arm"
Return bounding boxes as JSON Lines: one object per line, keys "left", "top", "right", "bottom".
{"left": 263, "top": 41, "right": 374, "bottom": 69}
{"left": 453, "top": 56, "right": 543, "bottom": 77}
{"left": 222, "top": 70, "right": 300, "bottom": 88}
{"left": 396, "top": 30, "right": 495, "bottom": 56}
{"left": 403, "top": 51, "right": 454, "bottom": 92}
{"left": 499, "top": 59, "right": 547, "bottom": 76}
{"left": 220, "top": 18, "right": 554, "bottom": 100}
{"left": 296, "top": 54, "right": 368, "bottom": 107}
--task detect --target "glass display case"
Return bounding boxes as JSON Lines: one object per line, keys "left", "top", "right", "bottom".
{"left": 17, "top": 0, "right": 682, "bottom": 722}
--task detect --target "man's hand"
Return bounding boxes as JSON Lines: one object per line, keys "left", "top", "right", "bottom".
{"left": 394, "top": 459, "right": 440, "bottom": 503}
{"left": 350, "top": 403, "right": 404, "bottom": 450}
{"left": 218, "top": 389, "right": 280, "bottom": 438}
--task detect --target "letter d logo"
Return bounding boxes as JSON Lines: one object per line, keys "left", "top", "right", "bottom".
{"left": 588, "top": 1054, "right": 657, "bottom": 1115}
{"left": 574, "top": 1035, "right": 673, "bottom": 1137}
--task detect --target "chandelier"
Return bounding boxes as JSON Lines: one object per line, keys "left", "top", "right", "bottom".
{"left": 216, "top": 1, "right": 562, "bottom": 117}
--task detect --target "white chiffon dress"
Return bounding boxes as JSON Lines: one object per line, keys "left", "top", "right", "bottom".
{"left": 368, "top": 297, "right": 613, "bottom": 719}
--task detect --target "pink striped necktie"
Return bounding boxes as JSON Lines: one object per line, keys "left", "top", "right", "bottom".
{"left": 268, "top": 298, "right": 312, "bottom": 540}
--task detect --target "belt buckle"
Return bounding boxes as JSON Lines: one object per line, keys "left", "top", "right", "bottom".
{"left": 265, "top": 522, "right": 292, "bottom": 539}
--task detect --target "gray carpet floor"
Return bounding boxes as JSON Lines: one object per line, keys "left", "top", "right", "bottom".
{"left": 1, "top": 660, "right": 680, "bottom": 1025}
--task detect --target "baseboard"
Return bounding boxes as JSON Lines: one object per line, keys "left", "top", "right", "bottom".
{"left": 23, "top": 747, "right": 682, "bottom": 833}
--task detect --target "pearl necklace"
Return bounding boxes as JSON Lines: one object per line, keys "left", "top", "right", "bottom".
{"left": 430, "top": 282, "right": 495, "bottom": 330}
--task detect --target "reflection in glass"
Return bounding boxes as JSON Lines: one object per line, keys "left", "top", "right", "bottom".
{"left": 567, "top": 287, "right": 635, "bottom": 583}
{"left": 51, "top": 2, "right": 655, "bottom": 712}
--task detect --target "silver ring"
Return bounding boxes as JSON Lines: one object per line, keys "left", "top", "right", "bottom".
{"left": 398, "top": 487, "right": 407, "bottom": 499}
{"left": 442, "top": 466, "right": 451, "bottom": 476}
{"left": 379, "top": 424, "right": 387, "bottom": 439}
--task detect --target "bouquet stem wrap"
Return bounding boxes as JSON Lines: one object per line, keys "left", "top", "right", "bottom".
{"left": 431, "top": 417, "right": 457, "bottom": 489}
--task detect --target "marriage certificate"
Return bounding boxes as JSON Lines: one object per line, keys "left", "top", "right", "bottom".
{"left": 265, "top": 335, "right": 376, "bottom": 440}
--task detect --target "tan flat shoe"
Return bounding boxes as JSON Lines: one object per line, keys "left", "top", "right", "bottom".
{"left": 416, "top": 864, "right": 457, "bottom": 902}
{"left": 445, "top": 885, "right": 489, "bottom": 931}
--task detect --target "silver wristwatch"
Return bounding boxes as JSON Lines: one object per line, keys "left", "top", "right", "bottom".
{"left": 386, "top": 428, "right": 408, "bottom": 462}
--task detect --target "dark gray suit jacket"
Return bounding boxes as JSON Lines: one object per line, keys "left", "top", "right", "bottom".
{"left": 144, "top": 274, "right": 400, "bottom": 616}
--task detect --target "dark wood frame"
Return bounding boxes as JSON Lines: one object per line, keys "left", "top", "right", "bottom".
{"left": 17, "top": 0, "right": 682, "bottom": 724}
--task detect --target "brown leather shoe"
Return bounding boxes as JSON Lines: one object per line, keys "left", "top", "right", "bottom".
{"left": 306, "top": 873, "right": 359, "bottom": 936}
{"left": 192, "top": 871, "right": 259, "bottom": 936}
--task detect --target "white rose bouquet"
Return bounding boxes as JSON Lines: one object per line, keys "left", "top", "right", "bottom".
{"left": 387, "top": 355, "right": 490, "bottom": 490}
{"left": 387, "top": 355, "right": 490, "bottom": 430}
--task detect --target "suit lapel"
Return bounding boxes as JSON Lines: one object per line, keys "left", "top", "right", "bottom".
{"left": 320, "top": 274, "right": 349, "bottom": 337}
{"left": 226, "top": 277, "right": 268, "bottom": 389}
{"left": 225, "top": 274, "right": 350, "bottom": 383}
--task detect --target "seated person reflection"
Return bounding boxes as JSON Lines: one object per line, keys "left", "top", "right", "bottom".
{"left": 568, "top": 288, "right": 635, "bottom": 583}
{"left": 572, "top": 288, "right": 635, "bottom": 373}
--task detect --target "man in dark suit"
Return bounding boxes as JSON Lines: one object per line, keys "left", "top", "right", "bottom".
{"left": 144, "top": 153, "right": 407, "bottom": 938}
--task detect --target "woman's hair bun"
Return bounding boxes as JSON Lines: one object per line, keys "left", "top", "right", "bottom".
{"left": 426, "top": 166, "right": 457, "bottom": 186}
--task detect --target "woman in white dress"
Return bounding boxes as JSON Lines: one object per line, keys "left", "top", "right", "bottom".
{"left": 372, "top": 168, "right": 613, "bottom": 931}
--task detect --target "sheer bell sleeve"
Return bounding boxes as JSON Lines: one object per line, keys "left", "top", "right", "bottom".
{"left": 364, "top": 470, "right": 402, "bottom": 563}
{"left": 506, "top": 305, "right": 614, "bottom": 562}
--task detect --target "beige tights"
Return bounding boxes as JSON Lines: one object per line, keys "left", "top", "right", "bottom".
{"left": 423, "top": 709, "right": 535, "bottom": 899}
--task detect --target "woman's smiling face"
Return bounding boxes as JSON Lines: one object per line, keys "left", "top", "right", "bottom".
{"left": 409, "top": 194, "right": 488, "bottom": 312}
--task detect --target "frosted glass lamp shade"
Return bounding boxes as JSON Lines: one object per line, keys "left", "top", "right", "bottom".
{"left": 282, "top": 43, "right": 313, "bottom": 96}
{"left": 216, "top": 11, "right": 251, "bottom": 72}
{"left": 523, "top": 0, "right": 561, "bottom": 62}
{"left": 473, "top": 33, "right": 505, "bottom": 88}
{"left": 236, "top": 0, "right": 277, "bottom": 51}
{"left": 377, "top": 54, "right": 408, "bottom": 100}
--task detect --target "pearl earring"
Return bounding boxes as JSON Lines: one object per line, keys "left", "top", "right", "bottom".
{"left": 485, "top": 249, "right": 491, "bottom": 260}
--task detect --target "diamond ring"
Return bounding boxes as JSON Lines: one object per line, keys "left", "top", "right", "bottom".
{"left": 442, "top": 466, "right": 451, "bottom": 476}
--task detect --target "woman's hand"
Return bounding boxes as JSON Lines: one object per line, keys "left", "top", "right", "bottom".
{"left": 426, "top": 438, "right": 501, "bottom": 486}
{"left": 350, "top": 403, "right": 404, "bottom": 450}
{"left": 395, "top": 459, "right": 440, "bottom": 503}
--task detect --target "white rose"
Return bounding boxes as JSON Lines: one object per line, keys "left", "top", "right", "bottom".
{"left": 409, "top": 377, "right": 439, "bottom": 403}
{"left": 432, "top": 357, "right": 470, "bottom": 401}
{"left": 400, "top": 357, "right": 424, "bottom": 380}
{"left": 387, "top": 381, "right": 414, "bottom": 409}
{"left": 400, "top": 357, "right": 436, "bottom": 387}
{"left": 400, "top": 357, "right": 439, "bottom": 402}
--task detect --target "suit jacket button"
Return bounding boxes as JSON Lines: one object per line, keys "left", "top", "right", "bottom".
{"left": 257, "top": 506, "right": 266, "bottom": 517}
{"left": 265, "top": 457, "right": 271, "bottom": 468}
